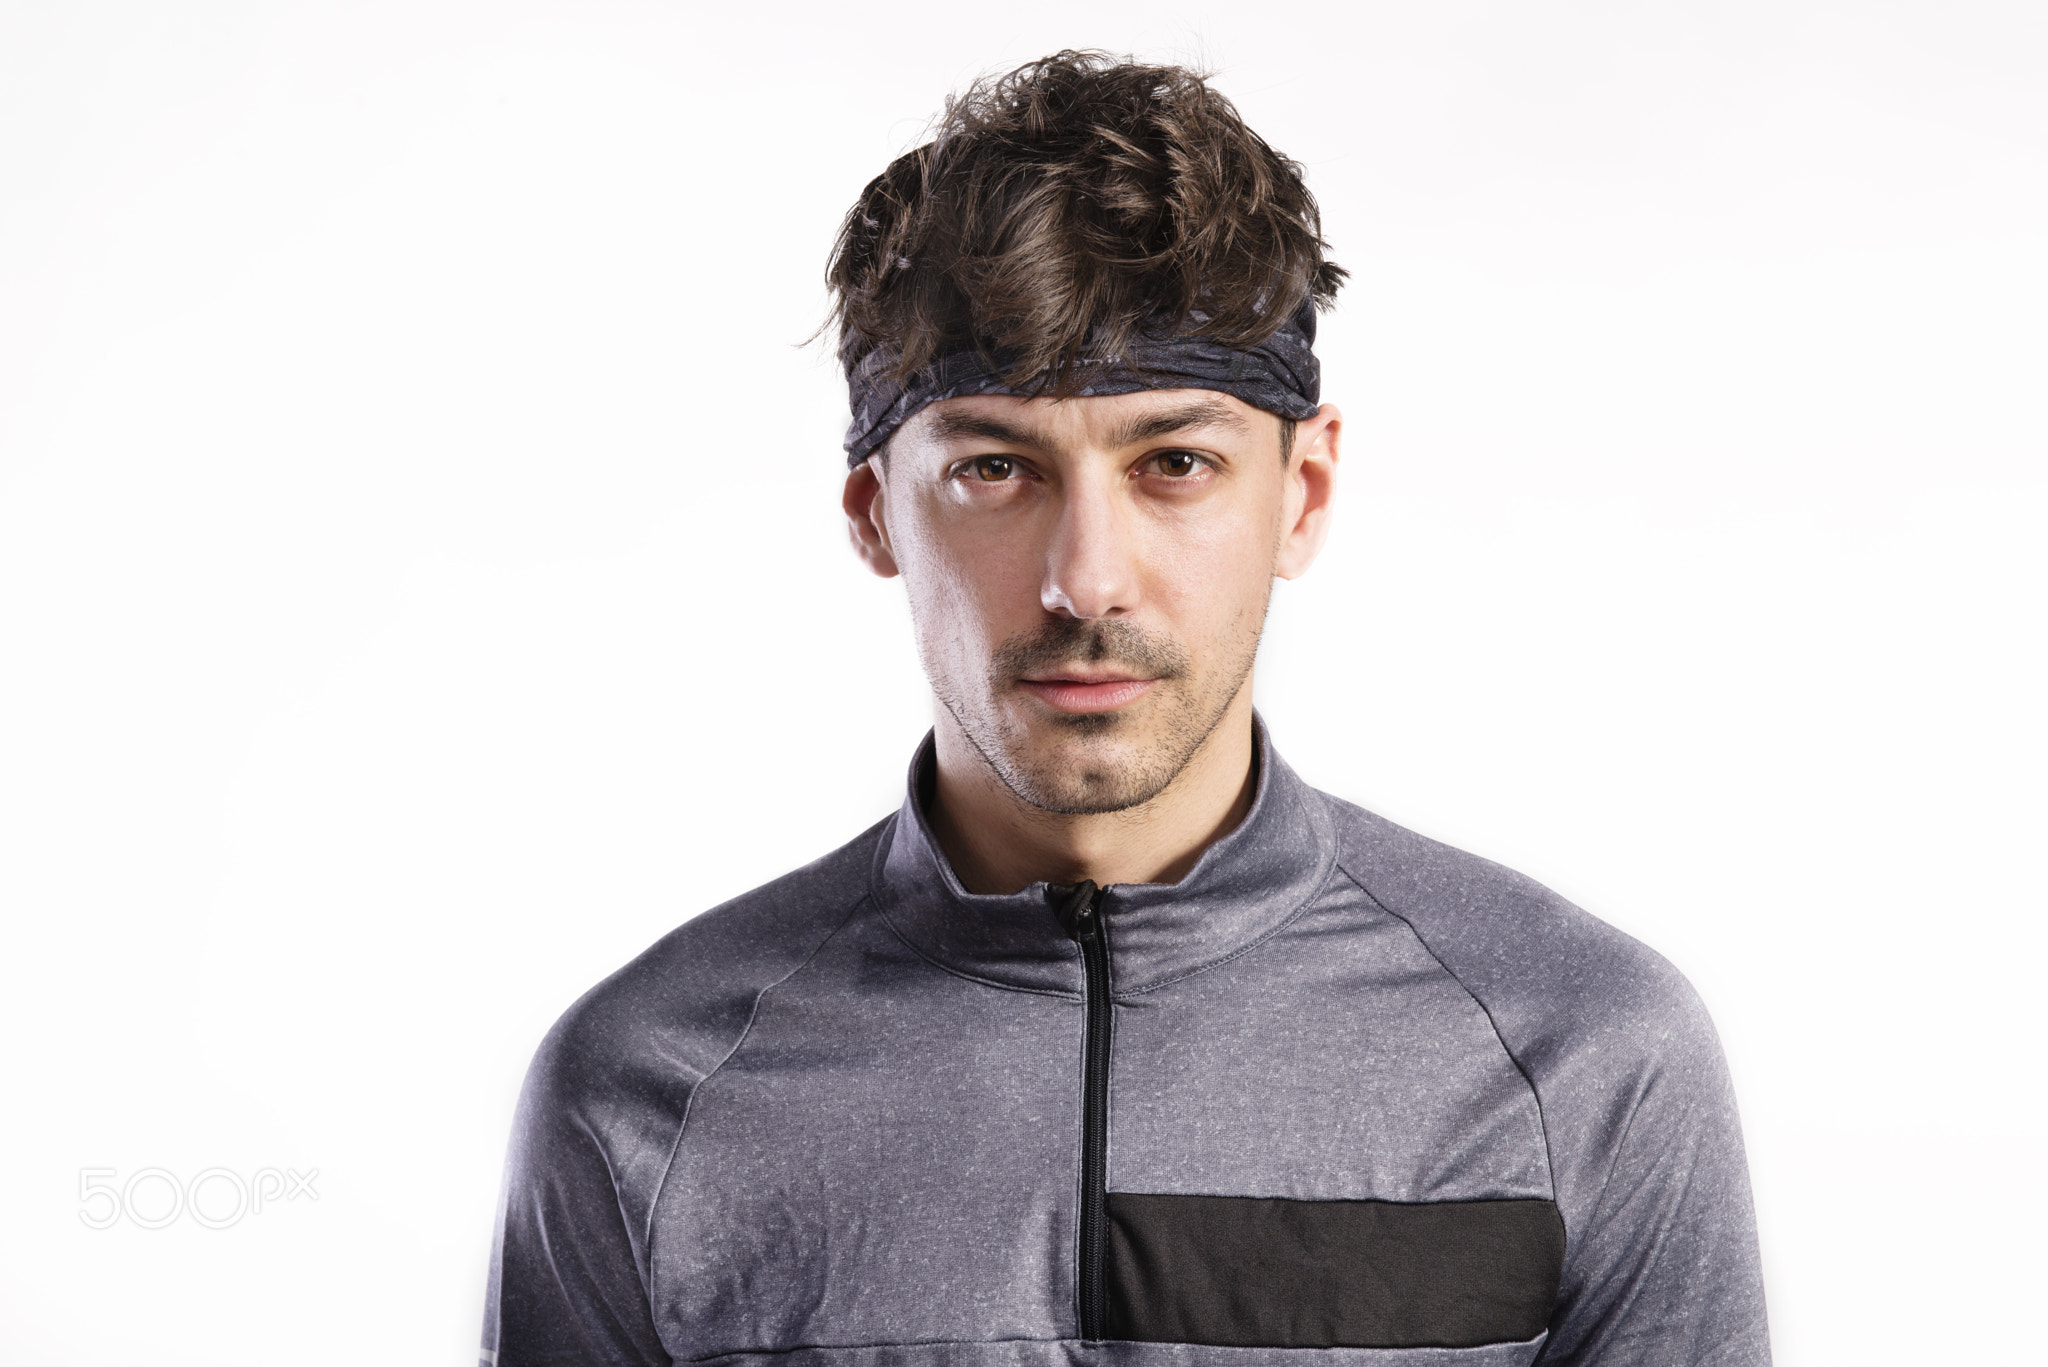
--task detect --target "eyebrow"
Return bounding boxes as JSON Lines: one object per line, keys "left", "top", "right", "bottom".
{"left": 930, "top": 411, "right": 1042, "bottom": 447}
{"left": 1107, "top": 398, "right": 1248, "bottom": 448}
{"left": 929, "top": 397, "right": 1248, "bottom": 451}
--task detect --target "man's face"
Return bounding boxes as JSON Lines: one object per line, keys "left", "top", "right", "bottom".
{"left": 847, "top": 388, "right": 1340, "bottom": 816}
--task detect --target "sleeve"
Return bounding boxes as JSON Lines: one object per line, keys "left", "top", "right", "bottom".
{"left": 482, "top": 1021, "right": 672, "bottom": 1367}
{"left": 1534, "top": 995, "right": 1771, "bottom": 1367}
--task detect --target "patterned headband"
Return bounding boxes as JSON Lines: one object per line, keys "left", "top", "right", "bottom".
{"left": 841, "top": 300, "right": 1322, "bottom": 466}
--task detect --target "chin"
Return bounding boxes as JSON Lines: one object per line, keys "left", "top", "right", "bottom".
{"left": 1008, "top": 767, "right": 1167, "bottom": 817}
{"left": 997, "top": 717, "right": 1184, "bottom": 815}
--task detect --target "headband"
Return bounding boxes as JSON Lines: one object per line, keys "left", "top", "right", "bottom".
{"left": 842, "top": 300, "right": 1322, "bottom": 466}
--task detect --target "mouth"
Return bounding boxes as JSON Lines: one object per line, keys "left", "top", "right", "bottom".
{"left": 1015, "top": 672, "right": 1160, "bottom": 714}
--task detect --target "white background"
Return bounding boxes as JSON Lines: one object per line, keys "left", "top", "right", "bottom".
{"left": 2, "top": 2, "right": 2042, "bottom": 1362}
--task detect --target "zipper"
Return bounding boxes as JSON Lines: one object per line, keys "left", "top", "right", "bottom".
{"left": 1055, "top": 879, "right": 1111, "bottom": 1340}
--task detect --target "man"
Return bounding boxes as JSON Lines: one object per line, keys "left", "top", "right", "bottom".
{"left": 484, "top": 51, "right": 1769, "bottom": 1367}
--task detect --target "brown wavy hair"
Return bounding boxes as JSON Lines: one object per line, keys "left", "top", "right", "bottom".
{"left": 825, "top": 51, "right": 1345, "bottom": 395}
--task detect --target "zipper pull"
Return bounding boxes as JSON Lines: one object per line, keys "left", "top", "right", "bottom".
{"left": 1052, "top": 879, "right": 1101, "bottom": 941}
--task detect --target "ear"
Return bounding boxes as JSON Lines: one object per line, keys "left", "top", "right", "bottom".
{"left": 843, "top": 455, "right": 900, "bottom": 578}
{"left": 1274, "top": 404, "right": 1340, "bottom": 581}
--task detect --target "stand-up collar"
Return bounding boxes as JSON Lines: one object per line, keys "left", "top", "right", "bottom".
{"left": 869, "top": 715, "right": 1338, "bottom": 997}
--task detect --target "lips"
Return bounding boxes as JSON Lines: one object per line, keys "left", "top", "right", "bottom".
{"left": 1016, "top": 676, "right": 1159, "bottom": 714}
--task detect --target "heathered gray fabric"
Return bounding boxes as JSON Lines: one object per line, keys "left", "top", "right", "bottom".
{"left": 485, "top": 721, "right": 1769, "bottom": 1367}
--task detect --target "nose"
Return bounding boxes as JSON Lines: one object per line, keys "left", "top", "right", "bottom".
{"left": 1040, "top": 475, "right": 1140, "bottom": 620}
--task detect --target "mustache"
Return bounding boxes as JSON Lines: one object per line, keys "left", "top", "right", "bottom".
{"left": 991, "top": 617, "right": 1191, "bottom": 682}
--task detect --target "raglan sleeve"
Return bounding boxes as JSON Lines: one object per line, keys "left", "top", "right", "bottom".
{"left": 1534, "top": 977, "right": 1771, "bottom": 1367}
{"left": 483, "top": 1012, "right": 673, "bottom": 1367}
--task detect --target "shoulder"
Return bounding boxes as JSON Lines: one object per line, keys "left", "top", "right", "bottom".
{"left": 526, "top": 815, "right": 890, "bottom": 1114}
{"left": 1318, "top": 791, "right": 1720, "bottom": 1087}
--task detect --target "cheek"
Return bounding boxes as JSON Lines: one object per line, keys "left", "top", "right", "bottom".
{"left": 1139, "top": 505, "right": 1281, "bottom": 639}
{"left": 895, "top": 507, "right": 1044, "bottom": 662}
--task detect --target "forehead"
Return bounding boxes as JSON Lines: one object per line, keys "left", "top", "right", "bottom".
{"left": 904, "top": 388, "right": 1268, "bottom": 453}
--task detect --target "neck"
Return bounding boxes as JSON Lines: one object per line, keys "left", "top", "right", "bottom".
{"left": 924, "top": 692, "right": 1260, "bottom": 895}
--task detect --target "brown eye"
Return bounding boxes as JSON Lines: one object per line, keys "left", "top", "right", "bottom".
{"left": 1156, "top": 451, "right": 1201, "bottom": 477}
{"left": 972, "top": 456, "right": 1015, "bottom": 481}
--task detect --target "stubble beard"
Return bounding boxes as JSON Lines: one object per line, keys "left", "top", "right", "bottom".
{"left": 928, "top": 596, "right": 1269, "bottom": 817}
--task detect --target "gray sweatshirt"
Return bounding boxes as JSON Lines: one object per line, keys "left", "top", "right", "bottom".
{"left": 484, "top": 723, "right": 1769, "bottom": 1366}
